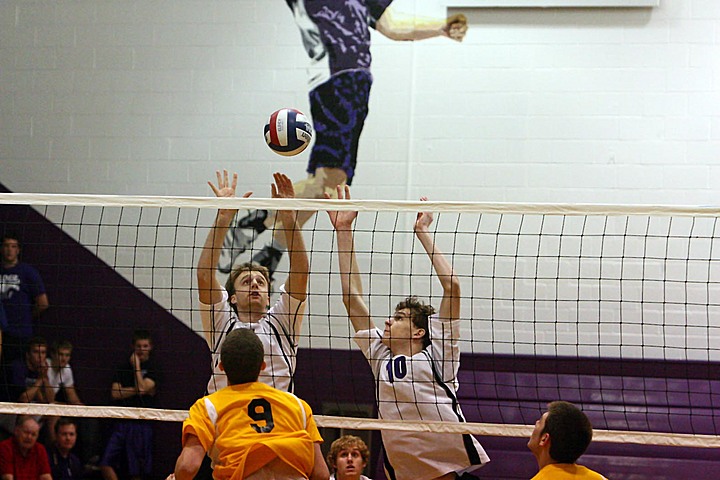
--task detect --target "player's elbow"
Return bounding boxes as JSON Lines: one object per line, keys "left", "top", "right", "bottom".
{"left": 378, "top": 29, "right": 402, "bottom": 41}
{"left": 446, "top": 276, "right": 461, "bottom": 297}
{"left": 341, "top": 294, "right": 359, "bottom": 312}
{"left": 377, "top": 23, "right": 413, "bottom": 41}
{"left": 175, "top": 462, "right": 201, "bottom": 480}
{"left": 196, "top": 268, "right": 213, "bottom": 290}
{"left": 110, "top": 386, "right": 123, "bottom": 400}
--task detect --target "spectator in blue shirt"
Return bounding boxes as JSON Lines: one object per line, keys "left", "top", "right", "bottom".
{"left": 0, "top": 233, "right": 49, "bottom": 362}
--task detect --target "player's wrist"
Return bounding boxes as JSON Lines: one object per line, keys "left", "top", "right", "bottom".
{"left": 217, "top": 210, "right": 237, "bottom": 222}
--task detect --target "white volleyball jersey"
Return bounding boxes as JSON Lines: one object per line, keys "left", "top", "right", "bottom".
{"left": 200, "top": 284, "right": 304, "bottom": 393}
{"left": 354, "top": 316, "right": 489, "bottom": 480}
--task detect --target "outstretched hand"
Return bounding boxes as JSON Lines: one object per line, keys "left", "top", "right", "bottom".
{"left": 414, "top": 196, "right": 434, "bottom": 232}
{"left": 325, "top": 184, "right": 357, "bottom": 231}
{"left": 444, "top": 13, "right": 468, "bottom": 42}
{"left": 208, "top": 170, "right": 252, "bottom": 218}
{"left": 271, "top": 172, "right": 296, "bottom": 199}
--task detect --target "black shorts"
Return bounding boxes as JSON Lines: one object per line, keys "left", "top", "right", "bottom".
{"left": 307, "top": 69, "right": 372, "bottom": 185}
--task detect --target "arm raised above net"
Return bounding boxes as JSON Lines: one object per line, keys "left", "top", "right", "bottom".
{"left": 414, "top": 199, "right": 461, "bottom": 323}
{"left": 376, "top": 7, "right": 468, "bottom": 42}
{"left": 273, "top": 172, "right": 309, "bottom": 303}
{"left": 196, "top": 170, "right": 252, "bottom": 307}
{"left": 326, "top": 186, "right": 372, "bottom": 333}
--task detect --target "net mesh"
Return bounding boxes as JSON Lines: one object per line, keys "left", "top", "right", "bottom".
{"left": 0, "top": 193, "right": 719, "bottom": 451}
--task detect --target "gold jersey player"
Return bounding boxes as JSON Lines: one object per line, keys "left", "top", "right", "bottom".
{"left": 327, "top": 186, "right": 489, "bottom": 480}
{"left": 168, "top": 328, "right": 328, "bottom": 480}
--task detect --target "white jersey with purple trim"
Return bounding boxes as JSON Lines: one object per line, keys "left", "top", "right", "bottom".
{"left": 200, "top": 284, "right": 304, "bottom": 393}
{"left": 354, "top": 315, "right": 489, "bottom": 480}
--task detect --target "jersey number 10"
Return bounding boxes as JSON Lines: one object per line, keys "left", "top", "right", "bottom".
{"left": 385, "top": 357, "right": 408, "bottom": 383}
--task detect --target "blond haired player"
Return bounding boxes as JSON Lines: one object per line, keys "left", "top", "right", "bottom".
{"left": 326, "top": 186, "right": 489, "bottom": 480}
{"left": 197, "top": 170, "right": 309, "bottom": 394}
{"left": 327, "top": 435, "right": 372, "bottom": 480}
{"left": 168, "top": 328, "right": 328, "bottom": 480}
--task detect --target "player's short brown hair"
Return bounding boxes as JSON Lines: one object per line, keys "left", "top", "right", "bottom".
{"left": 221, "top": 329, "right": 264, "bottom": 385}
{"left": 396, "top": 296, "right": 435, "bottom": 349}
{"left": 543, "top": 401, "right": 593, "bottom": 464}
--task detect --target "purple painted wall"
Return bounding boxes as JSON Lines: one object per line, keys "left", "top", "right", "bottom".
{"left": 0, "top": 188, "right": 210, "bottom": 478}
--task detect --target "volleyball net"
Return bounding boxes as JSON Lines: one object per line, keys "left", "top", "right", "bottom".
{"left": 0, "top": 192, "right": 719, "bottom": 450}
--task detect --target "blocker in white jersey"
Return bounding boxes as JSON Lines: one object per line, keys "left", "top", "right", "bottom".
{"left": 327, "top": 185, "right": 489, "bottom": 480}
{"left": 200, "top": 285, "right": 304, "bottom": 393}
{"left": 355, "top": 319, "right": 489, "bottom": 480}
{"left": 196, "top": 170, "right": 309, "bottom": 394}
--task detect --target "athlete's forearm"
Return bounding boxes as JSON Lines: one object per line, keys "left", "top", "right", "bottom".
{"left": 283, "top": 213, "right": 309, "bottom": 302}
{"left": 377, "top": 9, "right": 457, "bottom": 41}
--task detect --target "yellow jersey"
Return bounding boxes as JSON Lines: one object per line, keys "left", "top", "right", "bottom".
{"left": 531, "top": 463, "right": 608, "bottom": 480}
{"left": 182, "top": 382, "right": 322, "bottom": 480}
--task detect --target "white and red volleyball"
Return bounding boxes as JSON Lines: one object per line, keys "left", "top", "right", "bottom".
{"left": 264, "top": 108, "right": 313, "bottom": 156}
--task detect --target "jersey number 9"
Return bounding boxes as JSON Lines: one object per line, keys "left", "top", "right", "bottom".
{"left": 249, "top": 398, "right": 275, "bottom": 433}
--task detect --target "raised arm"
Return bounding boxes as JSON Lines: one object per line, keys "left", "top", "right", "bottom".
{"left": 326, "top": 186, "right": 372, "bottom": 333}
{"left": 273, "top": 172, "right": 309, "bottom": 302}
{"left": 197, "top": 170, "right": 252, "bottom": 306}
{"left": 414, "top": 198, "right": 460, "bottom": 322}
{"left": 376, "top": 7, "right": 467, "bottom": 42}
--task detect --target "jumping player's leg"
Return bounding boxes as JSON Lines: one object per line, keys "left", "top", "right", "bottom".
{"left": 269, "top": 166, "right": 347, "bottom": 250}
{"left": 227, "top": 71, "right": 371, "bottom": 277}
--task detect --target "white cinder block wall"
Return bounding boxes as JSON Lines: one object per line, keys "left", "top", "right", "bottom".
{"left": 1, "top": 1, "right": 719, "bottom": 355}
{"left": 1, "top": 0, "right": 718, "bottom": 204}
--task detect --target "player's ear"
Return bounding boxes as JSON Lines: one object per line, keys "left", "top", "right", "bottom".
{"left": 260, "top": 361, "right": 267, "bottom": 372}
{"left": 413, "top": 328, "right": 426, "bottom": 339}
{"left": 218, "top": 361, "right": 225, "bottom": 372}
{"left": 539, "top": 432, "right": 550, "bottom": 447}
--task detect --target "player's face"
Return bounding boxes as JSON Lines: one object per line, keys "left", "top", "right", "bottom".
{"left": 27, "top": 344, "right": 47, "bottom": 369}
{"left": 232, "top": 270, "right": 270, "bottom": 314}
{"left": 1, "top": 239, "right": 20, "bottom": 264}
{"left": 334, "top": 447, "right": 366, "bottom": 480}
{"left": 134, "top": 339, "right": 152, "bottom": 362}
{"left": 56, "top": 424, "right": 77, "bottom": 452}
{"left": 527, "top": 411, "right": 549, "bottom": 454}
{"left": 55, "top": 348, "right": 72, "bottom": 368}
{"left": 382, "top": 308, "right": 417, "bottom": 350}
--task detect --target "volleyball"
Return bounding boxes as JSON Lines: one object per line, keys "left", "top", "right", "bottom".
{"left": 264, "top": 108, "right": 313, "bottom": 156}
